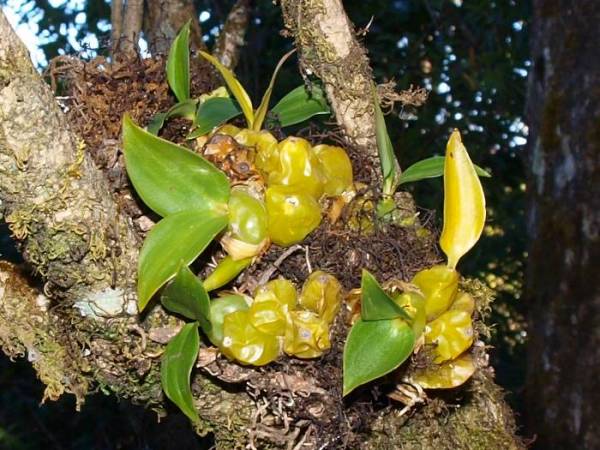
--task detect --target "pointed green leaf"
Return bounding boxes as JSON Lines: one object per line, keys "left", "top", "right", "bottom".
{"left": 161, "top": 322, "right": 200, "bottom": 422}
{"left": 199, "top": 50, "right": 254, "bottom": 128}
{"left": 373, "top": 87, "right": 402, "bottom": 196}
{"left": 270, "top": 84, "right": 330, "bottom": 127}
{"left": 161, "top": 265, "right": 211, "bottom": 331}
{"left": 398, "top": 155, "right": 491, "bottom": 185}
{"left": 167, "top": 21, "right": 191, "bottom": 102}
{"left": 343, "top": 318, "right": 415, "bottom": 396}
{"left": 123, "top": 114, "right": 230, "bottom": 217}
{"left": 361, "top": 270, "right": 412, "bottom": 321}
{"left": 147, "top": 112, "right": 169, "bottom": 135}
{"left": 253, "top": 49, "right": 295, "bottom": 131}
{"left": 147, "top": 100, "right": 198, "bottom": 135}
{"left": 137, "top": 210, "right": 228, "bottom": 311}
{"left": 202, "top": 255, "right": 252, "bottom": 292}
{"left": 187, "top": 97, "right": 242, "bottom": 139}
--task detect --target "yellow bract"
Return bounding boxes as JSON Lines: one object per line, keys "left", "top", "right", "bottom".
{"left": 425, "top": 309, "right": 474, "bottom": 363}
{"left": 221, "top": 310, "right": 280, "bottom": 366}
{"left": 298, "top": 270, "right": 343, "bottom": 324}
{"left": 284, "top": 310, "right": 331, "bottom": 359}
{"left": 440, "top": 130, "right": 486, "bottom": 269}
{"left": 313, "top": 144, "right": 354, "bottom": 196}
{"left": 410, "top": 353, "right": 476, "bottom": 389}
{"left": 411, "top": 265, "right": 459, "bottom": 321}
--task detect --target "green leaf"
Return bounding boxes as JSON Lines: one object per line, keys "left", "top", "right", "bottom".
{"left": 373, "top": 87, "right": 401, "bottom": 196}
{"left": 137, "top": 210, "right": 228, "bottom": 311}
{"left": 147, "top": 112, "right": 169, "bottom": 135}
{"left": 147, "top": 100, "right": 198, "bottom": 135}
{"left": 270, "top": 84, "right": 330, "bottom": 127}
{"left": 253, "top": 49, "right": 295, "bottom": 131}
{"left": 161, "top": 322, "right": 200, "bottom": 422}
{"left": 187, "top": 97, "right": 242, "bottom": 139}
{"left": 343, "top": 318, "right": 415, "bottom": 396}
{"left": 166, "top": 21, "right": 191, "bottom": 102}
{"left": 361, "top": 270, "right": 412, "bottom": 321}
{"left": 199, "top": 50, "right": 254, "bottom": 128}
{"left": 202, "top": 255, "right": 253, "bottom": 292}
{"left": 123, "top": 114, "right": 230, "bottom": 217}
{"left": 398, "top": 155, "right": 491, "bottom": 185}
{"left": 161, "top": 265, "right": 211, "bottom": 331}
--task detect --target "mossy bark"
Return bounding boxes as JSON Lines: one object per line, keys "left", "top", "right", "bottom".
{"left": 525, "top": 2, "right": 600, "bottom": 448}
{"left": 280, "top": 0, "right": 378, "bottom": 155}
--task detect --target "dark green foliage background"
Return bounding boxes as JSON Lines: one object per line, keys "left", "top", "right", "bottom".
{"left": 0, "top": 0, "right": 530, "bottom": 447}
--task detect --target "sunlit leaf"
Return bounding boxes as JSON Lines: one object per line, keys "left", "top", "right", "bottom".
{"left": 253, "top": 49, "right": 295, "bottom": 131}
{"left": 398, "top": 155, "right": 491, "bottom": 185}
{"left": 361, "top": 270, "right": 411, "bottom": 321}
{"left": 147, "top": 100, "right": 198, "bottom": 135}
{"left": 440, "top": 130, "right": 486, "bottom": 269}
{"left": 343, "top": 318, "right": 415, "bottom": 395}
{"left": 161, "top": 322, "right": 200, "bottom": 422}
{"left": 199, "top": 50, "right": 254, "bottom": 127}
{"left": 166, "top": 20, "right": 191, "bottom": 102}
{"left": 161, "top": 264, "right": 211, "bottom": 331}
{"left": 123, "top": 114, "right": 230, "bottom": 217}
{"left": 137, "top": 210, "right": 228, "bottom": 311}
{"left": 187, "top": 97, "right": 242, "bottom": 139}
{"left": 373, "top": 88, "right": 401, "bottom": 196}
{"left": 270, "top": 84, "right": 330, "bottom": 127}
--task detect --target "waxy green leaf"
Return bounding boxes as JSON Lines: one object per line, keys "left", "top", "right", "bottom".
{"left": 161, "top": 265, "right": 211, "bottom": 331}
{"left": 137, "top": 210, "right": 228, "bottom": 311}
{"left": 398, "top": 155, "right": 491, "bottom": 185}
{"left": 361, "top": 270, "right": 412, "bottom": 321}
{"left": 123, "top": 114, "right": 230, "bottom": 217}
{"left": 166, "top": 20, "right": 191, "bottom": 102}
{"left": 373, "top": 88, "right": 402, "bottom": 196}
{"left": 270, "top": 84, "right": 330, "bottom": 127}
{"left": 199, "top": 50, "right": 254, "bottom": 128}
{"left": 187, "top": 97, "right": 242, "bottom": 139}
{"left": 343, "top": 318, "right": 415, "bottom": 395}
{"left": 147, "top": 100, "right": 198, "bottom": 135}
{"left": 161, "top": 322, "right": 200, "bottom": 422}
{"left": 253, "top": 49, "right": 295, "bottom": 131}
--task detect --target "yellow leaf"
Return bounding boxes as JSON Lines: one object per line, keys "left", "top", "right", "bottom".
{"left": 440, "top": 130, "right": 486, "bottom": 269}
{"left": 253, "top": 49, "right": 296, "bottom": 131}
{"left": 199, "top": 50, "right": 254, "bottom": 128}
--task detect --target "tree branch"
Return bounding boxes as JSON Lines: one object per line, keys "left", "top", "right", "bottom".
{"left": 280, "top": 0, "right": 377, "bottom": 154}
{"left": 213, "top": 0, "right": 251, "bottom": 70}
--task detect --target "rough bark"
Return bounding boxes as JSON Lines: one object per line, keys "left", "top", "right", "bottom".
{"left": 280, "top": 0, "right": 377, "bottom": 154}
{"left": 143, "top": 0, "right": 206, "bottom": 54}
{"left": 0, "top": 5, "right": 523, "bottom": 449}
{"left": 525, "top": 2, "right": 600, "bottom": 449}
{"left": 112, "top": 0, "right": 145, "bottom": 55}
{"left": 213, "top": 0, "right": 251, "bottom": 70}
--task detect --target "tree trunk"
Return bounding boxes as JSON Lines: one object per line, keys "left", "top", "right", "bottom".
{"left": 525, "top": 1, "right": 600, "bottom": 449}
{"left": 143, "top": 0, "right": 206, "bottom": 54}
{"left": 0, "top": 3, "right": 523, "bottom": 448}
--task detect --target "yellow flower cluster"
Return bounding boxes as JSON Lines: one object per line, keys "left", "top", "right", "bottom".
{"left": 208, "top": 271, "right": 343, "bottom": 365}
{"left": 209, "top": 126, "right": 354, "bottom": 253}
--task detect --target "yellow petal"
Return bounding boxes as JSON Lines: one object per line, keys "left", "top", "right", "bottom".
{"left": 199, "top": 50, "right": 254, "bottom": 128}
{"left": 440, "top": 130, "right": 486, "bottom": 269}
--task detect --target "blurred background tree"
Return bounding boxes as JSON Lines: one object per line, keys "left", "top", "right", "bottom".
{"left": 0, "top": 0, "right": 531, "bottom": 448}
